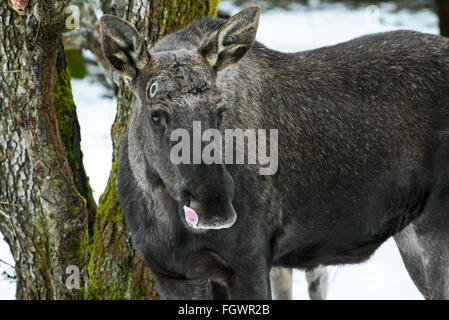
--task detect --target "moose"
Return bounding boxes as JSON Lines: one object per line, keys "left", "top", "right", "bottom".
{"left": 99, "top": 7, "right": 449, "bottom": 299}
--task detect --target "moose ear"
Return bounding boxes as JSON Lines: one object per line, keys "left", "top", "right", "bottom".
{"left": 199, "top": 6, "right": 260, "bottom": 72}
{"left": 100, "top": 14, "right": 150, "bottom": 80}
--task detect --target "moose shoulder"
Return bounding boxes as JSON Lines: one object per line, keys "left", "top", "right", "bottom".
{"left": 100, "top": 7, "right": 449, "bottom": 299}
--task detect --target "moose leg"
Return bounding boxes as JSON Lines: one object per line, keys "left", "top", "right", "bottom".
{"left": 394, "top": 205, "right": 449, "bottom": 299}
{"left": 228, "top": 260, "right": 272, "bottom": 299}
{"left": 210, "top": 281, "right": 229, "bottom": 300}
{"left": 151, "top": 271, "right": 213, "bottom": 300}
{"left": 305, "top": 265, "right": 328, "bottom": 300}
{"left": 270, "top": 267, "right": 292, "bottom": 300}
{"left": 229, "top": 273, "right": 271, "bottom": 300}
{"left": 270, "top": 266, "right": 328, "bottom": 300}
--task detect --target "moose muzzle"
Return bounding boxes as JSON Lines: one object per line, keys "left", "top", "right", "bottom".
{"left": 183, "top": 199, "right": 237, "bottom": 230}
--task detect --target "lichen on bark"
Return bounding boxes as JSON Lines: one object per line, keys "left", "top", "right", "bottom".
{"left": 1, "top": 1, "right": 90, "bottom": 299}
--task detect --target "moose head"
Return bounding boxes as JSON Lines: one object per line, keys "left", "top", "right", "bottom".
{"left": 100, "top": 7, "right": 261, "bottom": 230}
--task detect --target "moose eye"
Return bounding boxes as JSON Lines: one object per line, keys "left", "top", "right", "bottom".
{"left": 151, "top": 111, "right": 161, "bottom": 124}
{"left": 148, "top": 82, "right": 159, "bottom": 99}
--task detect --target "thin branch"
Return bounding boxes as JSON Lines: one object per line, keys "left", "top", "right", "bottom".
{"left": 0, "top": 258, "right": 15, "bottom": 270}
{"left": 1, "top": 70, "right": 22, "bottom": 73}
{"left": 0, "top": 201, "right": 19, "bottom": 206}
{"left": 0, "top": 207, "right": 7, "bottom": 219}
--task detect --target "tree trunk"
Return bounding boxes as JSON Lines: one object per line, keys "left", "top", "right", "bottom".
{"left": 436, "top": 0, "right": 449, "bottom": 37}
{"left": 0, "top": 4, "right": 49, "bottom": 299}
{"left": 1, "top": 0, "right": 219, "bottom": 300}
{"left": 87, "top": 0, "right": 219, "bottom": 300}
{"left": 0, "top": 1, "right": 91, "bottom": 299}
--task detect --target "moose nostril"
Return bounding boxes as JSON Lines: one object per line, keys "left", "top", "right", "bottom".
{"left": 182, "top": 190, "right": 194, "bottom": 207}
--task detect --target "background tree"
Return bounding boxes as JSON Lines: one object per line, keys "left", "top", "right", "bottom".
{"left": 0, "top": 0, "right": 219, "bottom": 299}
{"left": 436, "top": 0, "right": 449, "bottom": 37}
{"left": 0, "top": 0, "right": 91, "bottom": 299}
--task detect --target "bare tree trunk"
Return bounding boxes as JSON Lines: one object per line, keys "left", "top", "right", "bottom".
{"left": 87, "top": 0, "right": 219, "bottom": 300}
{"left": 0, "top": 1, "right": 91, "bottom": 299}
{"left": 436, "top": 0, "right": 449, "bottom": 37}
{"left": 1, "top": 0, "right": 219, "bottom": 299}
{"left": 0, "top": 3, "right": 50, "bottom": 299}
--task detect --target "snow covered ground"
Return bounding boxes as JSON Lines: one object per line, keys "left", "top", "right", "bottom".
{"left": 0, "top": 0, "right": 439, "bottom": 299}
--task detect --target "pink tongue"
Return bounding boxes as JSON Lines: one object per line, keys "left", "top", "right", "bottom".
{"left": 183, "top": 205, "right": 199, "bottom": 228}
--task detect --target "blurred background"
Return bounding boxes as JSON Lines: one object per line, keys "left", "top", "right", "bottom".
{"left": 1, "top": 0, "right": 447, "bottom": 299}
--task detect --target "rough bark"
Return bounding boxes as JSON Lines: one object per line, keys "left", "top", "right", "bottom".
{"left": 0, "top": 1, "right": 92, "bottom": 299}
{"left": 0, "top": 5, "right": 49, "bottom": 299}
{"left": 87, "top": 0, "right": 219, "bottom": 300}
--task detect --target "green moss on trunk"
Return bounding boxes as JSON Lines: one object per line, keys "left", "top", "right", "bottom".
{"left": 53, "top": 46, "right": 97, "bottom": 231}
{"left": 53, "top": 46, "right": 97, "bottom": 296}
{"left": 65, "top": 49, "right": 88, "bottom": 79}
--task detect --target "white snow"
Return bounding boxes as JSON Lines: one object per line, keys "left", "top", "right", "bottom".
{"left": 0, "top": 240, "right": 15, "bottom": 299}
{"left": 71, "top": 79, "right": 117, "bottom": 202}
{"left": 0, "top": 0, "right": 439, "bottom": 299}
